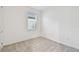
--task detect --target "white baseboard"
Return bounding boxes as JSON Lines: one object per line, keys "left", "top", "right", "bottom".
{"left": 4, "top": 33, "right": 41, "bottom": 46}
{"left": 42, "top": 34, "right": 79, "bottom": 49}
{"left": 3, "top": 32, "right": 79, "bottom": 50}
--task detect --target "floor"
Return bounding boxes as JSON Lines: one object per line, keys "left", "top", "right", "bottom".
{"left": 1, "top": 37, "right": 79, "bottom": 52}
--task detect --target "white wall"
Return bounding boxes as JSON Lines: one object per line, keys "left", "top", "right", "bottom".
{"left": 2, "top": 6, "right": 79, "bottom": 49}
{"left": 3, "top": 6, "right": 41, "bottom": 45}
{"left": 42, "top": 6, "right": 79, "bottom": 49}
{"left": 0, "top": 7, "right": 1, "bottom": 45}
{"left": 42, "top": 7, "right": 60, "bottom": 40}
{"left": 0, "top": 7, "right": 4, "bottom": 49}
{"left": 0, "top": 6, "right": 4, "bottom": 37}
{"left": 0, "top": 7, "right": 4, "bottom": 32}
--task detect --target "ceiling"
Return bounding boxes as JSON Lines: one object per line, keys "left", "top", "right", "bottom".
{"left": 31, "top": 6, "right": 51, "bottom": 11}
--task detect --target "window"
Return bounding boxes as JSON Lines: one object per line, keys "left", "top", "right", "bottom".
{"left": 27, "top": 16, "right": 37, "bottom": 31}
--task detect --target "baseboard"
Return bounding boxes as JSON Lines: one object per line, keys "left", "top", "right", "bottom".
{"left": 3, "top": 33, "right": 41, "bottom": 46}
{"left": 42, "top": 35, "right": 79, "bottom": 50}
{"left": 3, "top": 33, "right": 79, "bottom": 50}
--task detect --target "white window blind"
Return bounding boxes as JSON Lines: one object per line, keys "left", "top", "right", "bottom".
{"left": 27, "top": 15, "right": 37, "bottom": 31}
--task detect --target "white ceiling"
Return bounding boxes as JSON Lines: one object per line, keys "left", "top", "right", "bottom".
{"left": 31, "top": 6, "right": 51, "bottom": 11}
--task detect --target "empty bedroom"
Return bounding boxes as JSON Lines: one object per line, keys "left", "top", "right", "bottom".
{"left": 0, "top": 6, "right": 79, "bottom": 52}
